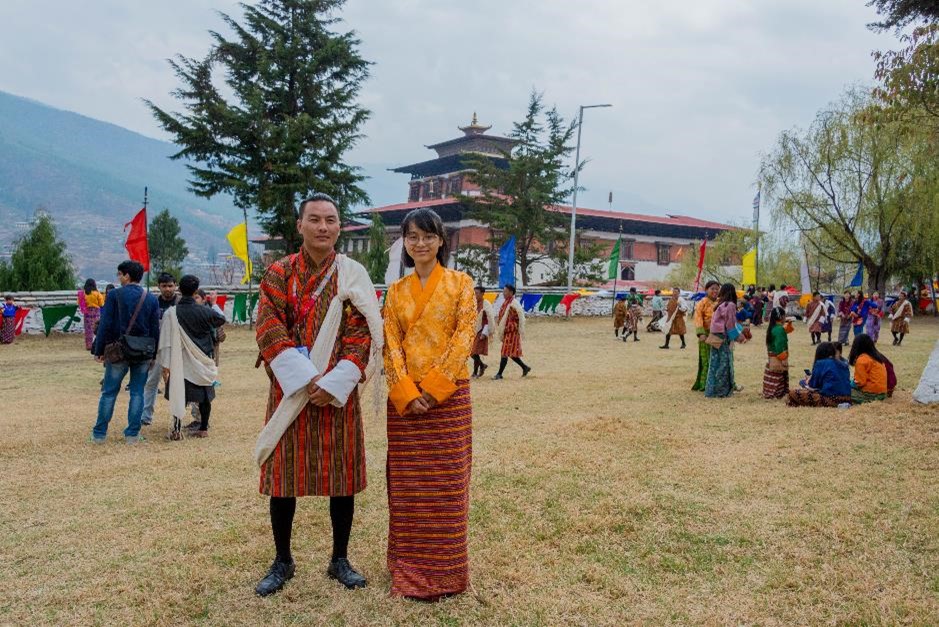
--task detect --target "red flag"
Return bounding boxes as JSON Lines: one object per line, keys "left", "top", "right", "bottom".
{"left": 124, "top": 208, "right": 150, "bottom": 271}
{"left": 693, "top": 239, "right": 707, "bottom": 292}
{"left": 13, "top": 307, "right": 30, "bottom": 336}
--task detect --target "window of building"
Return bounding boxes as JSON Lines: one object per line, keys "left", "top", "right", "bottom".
{"left": 408, "top": 182, "right": 421, "bottom": 202}
{"left": 656, "top": 243, "right": 671, "bottom": 266}
{"left": 620, "top": 265, "right": 635, "bottom": 281}
{"left": 621, "top": 239, "right": 634, "bottom": 260}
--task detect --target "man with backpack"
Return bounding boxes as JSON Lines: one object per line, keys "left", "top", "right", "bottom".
{"left": 91, "top": 260, "right": 160, "bottom": 444}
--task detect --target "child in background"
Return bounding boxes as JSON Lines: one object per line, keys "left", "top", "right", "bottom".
{"left": 1, "top": 295, "right": 19, "bottom": 344}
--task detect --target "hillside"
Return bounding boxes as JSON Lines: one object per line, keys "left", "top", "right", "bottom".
{"left": 0, "top": 90, "right": 245, "bottom": 278}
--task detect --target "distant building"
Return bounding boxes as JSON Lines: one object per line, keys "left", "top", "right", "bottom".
{"left": 359, "top": 115, "right": 734, "bottom": 286}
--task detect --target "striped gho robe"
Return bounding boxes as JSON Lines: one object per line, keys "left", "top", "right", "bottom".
{"left": 383, "top": 263, "right": 477, "bottom": 599}
{"left": 256, "top": 249, "right": 372, "bottom": 498}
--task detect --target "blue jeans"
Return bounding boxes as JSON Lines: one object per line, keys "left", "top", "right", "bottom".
{"left": 93, "top": 360, "right": 150, "bottom": 439}
{"left": 141, "top": 360, "right": 162, "bottom": 423}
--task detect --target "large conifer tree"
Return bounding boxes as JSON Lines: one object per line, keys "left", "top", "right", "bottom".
{"left": 0, "top": 211, "right": 75, "bottom": 291}
{"left": 146, "top": 0, "right": 371, "bottom": 252}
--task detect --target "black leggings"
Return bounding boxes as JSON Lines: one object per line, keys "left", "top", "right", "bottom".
{"left": 198, "top": 399, "right": 211, "bottom": 430}
{"left": 269, "top": 495, "right": 355, "bottom": 564}
{"left": 471, "top": 354, "right": 487, "bottom": 375}
{"left": 497, "top": 356, "right": 528, "bottom": 375}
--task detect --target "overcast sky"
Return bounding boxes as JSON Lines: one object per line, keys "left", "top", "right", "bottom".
{"left": 0, "top": 0, "right": 900, "bottom": 224}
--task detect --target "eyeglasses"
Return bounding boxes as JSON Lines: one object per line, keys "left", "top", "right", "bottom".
{"left": 405, "top": 234, "right": 439, "bottom": 245}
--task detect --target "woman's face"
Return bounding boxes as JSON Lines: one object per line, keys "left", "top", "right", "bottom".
{"left": 404, "top": 224, "right": 441, "bottom": 266}
{"left": 194, "top": 294, "right": 205, "bottom": 305}
{"left": 503, "top": 286, "right": 514, "bottom": 300}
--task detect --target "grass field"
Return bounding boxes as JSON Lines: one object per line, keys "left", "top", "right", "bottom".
{"left": 1, "top": 317, "right": 937, "bottom": 626}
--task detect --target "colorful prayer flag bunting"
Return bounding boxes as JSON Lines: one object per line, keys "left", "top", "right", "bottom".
{"left": 40, "top": 304, "right": 78, "bottom": 336}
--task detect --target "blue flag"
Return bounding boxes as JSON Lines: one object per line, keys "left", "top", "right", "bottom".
{"left": 848, "top": 261, "right": 863, "bottom": 288}
{"left": 499, "top": 236, "right": 516, "bottom": 288}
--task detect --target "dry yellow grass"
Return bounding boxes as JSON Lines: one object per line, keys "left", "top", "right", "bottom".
{"left": 1, "top": 317, "right": 938, "bottom": 626}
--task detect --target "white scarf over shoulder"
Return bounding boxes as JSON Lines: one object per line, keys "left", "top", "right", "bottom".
{"left": 254, "top": 254, "right": 383, "bottom": 467}
{"left": 475, "top": 299, "right": 494, "bottom": 335}
{"left": 496, "top": 297, "right": 525, "bottom": 340}
{"left": 158, "top": 307, "right": 218, "bottom": 421}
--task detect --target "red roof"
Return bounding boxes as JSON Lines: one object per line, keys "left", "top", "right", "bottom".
{"left": 360, "top": 197, "right": 734, "bottom": 231}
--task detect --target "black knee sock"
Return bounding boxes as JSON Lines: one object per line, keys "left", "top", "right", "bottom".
{"left": 615, "top": 327, "right": 620, "bottom": 337}
{"left": 330, "top": 496, "right": 354, "bottom": 561}
{"left": 680, "top": 334, "right": 686, "bottom": 347}
{"left": 899, "top": 333, "right": 905, "bottom": 345}
{"left": 663, "top": 334, "right": 671, "bottom": 347}
{"left": 511, "top": 357, "right": 528, "bottom": 371}
{"left": 198, "top": 400, "right": 211, "bottom": 431}
{"left": 497, "top": 357, "right": 508, "bottom": 375}
{"left": 270, "top": 497, "right": 296, "bottom": 564}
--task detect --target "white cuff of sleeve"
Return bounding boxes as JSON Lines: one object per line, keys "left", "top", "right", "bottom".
{"left": 269, "top": 349, "right": 319, "bottom": 398}
{"left": 316, "top": 359, "right": 362, "bottom": 407}
{"left": 481, "top": 324, "right": 489, "bottom": 337}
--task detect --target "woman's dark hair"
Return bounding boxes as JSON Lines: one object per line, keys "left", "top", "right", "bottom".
{"left": 196, "top": 288, "right": 208, "bottom": 299}
{"left": 400, "top": 208, "right": 449, "bottom": 267}
{"left": 765, "top": 306, "right": 784, "bottom": 348}
{"left": 704, "top": 280, "right": 720, "bottom": 290}
{"left": 849, "top": 333, "right": 884, "bottom": 366}
{"left": 83, "top": 278, "right": 97, "bottom": 295}
{"left": 812, "top": 290, "right": 820, "bottom": 297}
{"left": 768, "top": 283, "right": 776, "bottom": 291}
{"left": 855, "top": 290, "right": 865, "bottom": 300}
{"left": 814, "top": 341, "right": 836, "bottom": 364}
{"left": 117, "top": 260, "right": 145, "bottom": 283}
{"left": 105, "top": 284, "right": 115, "bottom": 293}
{"left": 833, "top": 341, "right": 844, "bottom": 355}
{"left": 717, "top": 283, "right": 737, "bottom": 305}
{"left": 474, "top": 286, "right": 485, "bottom": 293}
{"left": 179, "top": 274, "right": 200, "bottom": 297}
{"left": 504, "top": 284, "right": 517, "bottom": 294}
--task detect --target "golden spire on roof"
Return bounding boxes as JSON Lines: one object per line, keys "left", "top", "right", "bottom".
{"left": 459, "top": 112, "right": 491, "bottom": 136}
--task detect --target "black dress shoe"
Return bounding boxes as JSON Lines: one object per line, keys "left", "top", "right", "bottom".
{"left": 327, "top": 558, "right": 367, "bottom": 589}
{"left": 521, "top": 365, "right": 531, "bottom": 377}
{"left": 255, "top": 559, "right": 295, "bottom": 597}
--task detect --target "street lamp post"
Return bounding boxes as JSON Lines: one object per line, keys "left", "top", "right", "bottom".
{"left": 566, "top": 103, "right": 612, "bottom": 294}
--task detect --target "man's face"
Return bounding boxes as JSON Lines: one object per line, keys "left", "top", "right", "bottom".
{"left": 475, "top": 290, "right": 484, "bottom": 304}
{"left": 117, "top": 271, "right": 130, "bottom": 286}
{"left": 503, "top": 287, "right": 513, "bottom": 300}
{"left": 297, "top": 201, "right": 341, "bottom": 254}
{"left": 706, "top": 284, "right": 719, "bottom": 300}
{"left": 159, "top": 282, "right": 176, "bottom": 300}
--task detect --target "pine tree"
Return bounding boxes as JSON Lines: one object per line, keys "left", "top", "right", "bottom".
{"left": 460, "top": 91, "right": 577, "bottom": 285}
{"left": 149, "top": 208, "right": 189, "bottom": 279}
{"left": 0, "top": 211, "right": 75, "bottom": 291}
{"left": 146, "top": 0, "right": 371, "bottom": 253}
{"left": 363, "top": 213, "right": 388, "bottom": 283}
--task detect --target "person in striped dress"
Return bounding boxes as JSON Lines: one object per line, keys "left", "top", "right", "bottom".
{"left": 383, "top": 208, "right": 477, "bottom": 600}
{"left": 254, "top": 194, "right": 377, "bottom": 597}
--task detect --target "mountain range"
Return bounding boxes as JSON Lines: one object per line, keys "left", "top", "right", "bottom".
{"left": 0, "top": 90, "right": 244, "bottom": 279}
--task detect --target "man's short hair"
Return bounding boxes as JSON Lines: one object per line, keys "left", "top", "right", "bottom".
{"left": 704, "top": 280, "right": 720, "bottom": 290}
{"left": 298, "top": 192, "right": 340, "bottom": 219}
{"left": 117, "top": 260, "right": 145, "bottom": 283}
{"left": 157, "top": 272, "right": 176, "bottom": 285}
{"left": 504, "top": 284, "right": 516, "bottom": 294}
{"left": 179, "top": 274, "right": 200, "bottom": 297}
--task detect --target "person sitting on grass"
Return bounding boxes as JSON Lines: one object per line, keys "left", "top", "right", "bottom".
{"left": 848, "top": 333, "right": 888, "bottom": 404}
{"left": 787, "top": 342, "right": 852, "bottom": 407}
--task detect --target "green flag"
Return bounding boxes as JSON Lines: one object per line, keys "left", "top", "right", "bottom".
{"left": 607, "top": 238, "right": 621, "bottom": 280}
{"left": 233, "top": 293, "right": 248, "bottom": 322}
{"left": 41, "top": 304, "right": 78, "bottom": 336}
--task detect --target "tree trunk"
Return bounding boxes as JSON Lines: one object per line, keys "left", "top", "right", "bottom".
{"left": 866, "top": 262, "right": 887, "bottom": 295}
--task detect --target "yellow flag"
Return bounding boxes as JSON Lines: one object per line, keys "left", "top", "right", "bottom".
{"left": 741, "top": 247, "right": 757, "bottom": 285}
{"left": 482, "top": 292, "right": 498, "bottom": 304}
{"left": 226, "top": 222, "right": 253, "bottom": 285}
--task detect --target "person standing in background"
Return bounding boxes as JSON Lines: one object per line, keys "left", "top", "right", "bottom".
{"left": 78, "top": 279, "right": 105, "bottom": 351}
{"left": 141, "top": 273, "right": 179, "bottom": 426}
{"left": 1, "top": 295, "right": 19, "bottom": 345}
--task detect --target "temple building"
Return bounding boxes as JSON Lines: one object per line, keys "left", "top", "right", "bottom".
{"left": 364, "top": 115, "right": 736, "bottom": 286}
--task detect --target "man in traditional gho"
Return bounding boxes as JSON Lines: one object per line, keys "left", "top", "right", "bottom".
{"left": 383, "top": 208, "right": 477, "bottom": 600}
{"left": 889, "top": 291, "right": 914, "bottom": 346}
{"left": 692, "top": 280, "right": 720, "bottom": 391}
{"left": 470, "top": 285, "right": 493, "bottom": 378}
{"left": 158, "top": 274, "right": 224, "bottom": 440}
{"left": 612, "top": 294, "right": 627, "bottom": 337}
{"left": 493, "top": 284, "right": 531, "bottom": 379}
{"left": 621, "top": 287, "right": 643, "bottom": 342}
{"left": 252, "top": 193, "right": 383, "bottom": 597}
{"left": 659, "top": 287, "right": 687, "bottom": 349}
{"left": 805, "top": 291, "right": 824, "bottom": 345}
{"left": 647, "top": 289, "right": 665, "bottom": 332}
